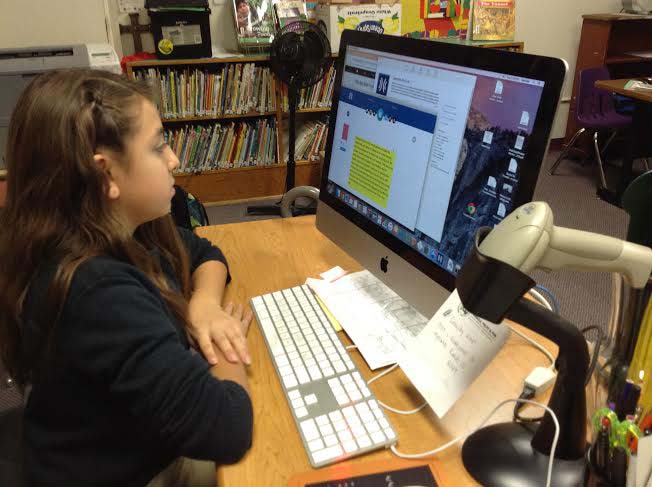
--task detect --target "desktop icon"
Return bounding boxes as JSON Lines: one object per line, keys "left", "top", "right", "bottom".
{"left": 388, "top": 221, "right": 393, "bottom": 232}
{"left": 410, "top": 236, "right": 417, "bottom": 247}
{"left": 429, "top": 248, "right": 436, "bottom": 260}
{"left": 353, "top": 200, "right": 358, "bottom": 209}
{"left": 392, "top": 225, "right": 399, "bottom": 235}
{"left": 455, "top": 264, "right": 461, "bottom": 273}
{"left": 497, "top": 202, "right": 507, "bottom": 217}
{"left": 487, "top": 176, "right": 497, "bottom": 189}
{"left": 447, "top": 259, "right": 455, "bottom": 272}
{"left": 520, "top": 111, "right": 530, "bottom": 126}
{"left": 514, "top": 135, "right": 525, "bottom": 150}
{"left": 495, "top": 80, "right": 504, "bottom": 95}
{"left": 436, "top": 253, "right": 444, "bottom": 265}
{"left": 362, "top": 205, "right": 368, "bottom": 215}
{"left": 508, "top": 158, "right": 518, "bottom": 174}
{"left": 417, "top": 240, "right": 424, "bottom": 252}
{"left": 466, "top": 202, "right": 477, "bottom": 215}
{"left": 483, "top": 131, "right": 494, "bottom": 145}
{"left": 342, "top": 123, "right": 349, "bottom": 141}
{"left": 503, "top": 183, "right": 513, "bottom": 193}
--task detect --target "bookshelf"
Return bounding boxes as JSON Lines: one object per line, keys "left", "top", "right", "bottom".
{"left": 126, "top": 55, "right": 333, "bottom": 203}
{"left": 126, "top": 39, "right": 522, "bottom": 204}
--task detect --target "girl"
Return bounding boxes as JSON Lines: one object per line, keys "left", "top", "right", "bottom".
{"left": 0, "top": 69, "right": 253, "bottom": 486}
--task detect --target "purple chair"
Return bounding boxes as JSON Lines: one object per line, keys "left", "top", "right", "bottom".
{"left": 550, "top": 67, "right": 635, "bottom": 190}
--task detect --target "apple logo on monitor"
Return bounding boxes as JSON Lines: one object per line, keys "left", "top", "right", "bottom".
{"left": 380, "top": 256, "right": 389, "bottom": 273}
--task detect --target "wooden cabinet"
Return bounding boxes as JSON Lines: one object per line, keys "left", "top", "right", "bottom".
{"left": 565, "top": 14, "right": 652, "bottom": 141}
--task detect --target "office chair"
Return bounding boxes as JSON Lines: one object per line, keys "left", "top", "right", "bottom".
{"left": 280, "top": 186, "right": 320, "bottom": 218}
{"left": 0, "top": 360, "right": 22, "bottom": 487}
{"left": 549, "top": 67, "right": 637, "bottom": 190}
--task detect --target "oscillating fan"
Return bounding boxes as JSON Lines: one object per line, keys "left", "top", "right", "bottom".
{"left": 247, "top": 21, "right": 331, "bottom": 216}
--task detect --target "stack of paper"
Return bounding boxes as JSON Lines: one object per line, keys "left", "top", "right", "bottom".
{"left": 307, "top": 270, "right": 428, "bottom": 370}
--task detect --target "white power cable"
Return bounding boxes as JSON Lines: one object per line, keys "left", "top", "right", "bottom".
{"left": 390, "top": 398, "right": 560, "bottom": 487}
{"left": 367, "top": 364, "right": 428, "bottom": 415}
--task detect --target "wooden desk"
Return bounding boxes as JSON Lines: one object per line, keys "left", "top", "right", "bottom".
{"left": 595, "top": 78, "right": 652, "bottom": 104}
{"left": 197, "top": 216, "right": 558, "bottom": 486}
{"left": 595, "top": 78, "right": 652, "bottom": 205}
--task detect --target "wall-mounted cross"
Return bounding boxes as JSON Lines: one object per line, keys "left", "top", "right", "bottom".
{"left": 119, "top": 12, "right": 151, "bottom": 53}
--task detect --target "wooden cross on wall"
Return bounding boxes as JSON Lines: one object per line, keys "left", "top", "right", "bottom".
{"left": 119, "top": 13, "right": 151, "bottom": 53}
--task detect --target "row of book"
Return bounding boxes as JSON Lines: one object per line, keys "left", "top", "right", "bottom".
{"left": 135, "top": 63, "right": 277, "bottom": 120}
{"left": 281, "top": 119, "right": 329, "bottom": 163}
{"left": 165, "top": 119, "right": 277, "bottom": 173}
{"left": 280, "top": 64, "right": 336, "bottom": 111}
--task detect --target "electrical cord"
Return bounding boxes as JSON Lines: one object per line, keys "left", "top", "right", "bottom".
{"left": 513, "top": 324, "right": 605, "bottom": 423}
{"left": 367, "top": 364, "right": 428, "bottom": 415}
{"left": 390, "top": 398, "right": 560, "bottom": 487}
{"left": 534, "top": 284, "right": 561, "bottom": 314}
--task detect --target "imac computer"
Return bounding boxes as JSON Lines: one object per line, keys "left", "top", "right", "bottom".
{"left": 316, "top": 31, "right": 566, "bottom": 318}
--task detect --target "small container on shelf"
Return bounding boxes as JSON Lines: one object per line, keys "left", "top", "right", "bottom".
{"left": 146, "top": 0, "right": 212, "bottom": 60}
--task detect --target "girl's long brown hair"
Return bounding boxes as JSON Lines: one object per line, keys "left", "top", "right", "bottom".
{"left": 0, "top": 69, "right": 191, "bottom": 388}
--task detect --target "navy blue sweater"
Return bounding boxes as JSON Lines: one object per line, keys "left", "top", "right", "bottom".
{"left": 21, "top": 228, "right": 253, "bottom": 486}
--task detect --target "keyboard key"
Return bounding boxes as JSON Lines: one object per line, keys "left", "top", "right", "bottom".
{"left": 337, "top": 429, "right": 353, "bottom": 442}
{"left": 379, "top": 418, "right": 390, "bottom": 429}
{"left": 356, "top": 435, "right": 372, "bottom": 448}
{"left": 312, "top": 445, "right": 343, "bottom": 464}
{"left": 349, "top": 390, "right": 363, "bottom": 402}
{"left": 384, "top": 428, "right": 396, "bottom": 440}
{"left": 341, "top": 374, "right": 353, "bottom": 384}
{"left": 291, "top": 397, "right": 304, "bottom": 409}
{"left": 304, "top": 394, "right": 318, "bottom": 405}
{"left": 351, "top": 425, "right": 366, "bottom": 438}
{"left": 342, "top": 440, "right": 357, "bottom": 453}
{"left": 328, "top": 411, "right": 343, "bottom": 423}
{"left": 324, "top": 434, "right": 339, "bottom": 447}
{"left": 371, "top": 430, "right": 386, "bottom": 444}
{"left": 276, "top": 355, "right": 289, "bottom": 367}
{"left": 295, "top": 406, "right": 308, "bottom": 418}
{"left": 316, "top": 415, "right": 329, "bottom": 427}
{"left": 282, "top": 375, "right": 297, "bottom": 388}
{"left": 296, "top": 369, "right": 310, "bottom": 385}
{"left": 308, "top": 438, "right": 324, "bottom": 452}
{"left": 300, "top": 419, "right": 319, "bottom": 441}
{"left": 318, "top": 423, "right": 334, "bottom": 436}
{"left": 288, "top": 390, "right": 301, "bottom": 400}
{"left": 333, "top": 420, "right": 347, "bottom": 432}
{"left": 366, "top": 421, "right": 380, "bottom": 433}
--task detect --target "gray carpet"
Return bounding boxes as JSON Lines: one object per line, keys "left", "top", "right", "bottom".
{"left": 206, "top": 151, "right": 643, "bottom": 335}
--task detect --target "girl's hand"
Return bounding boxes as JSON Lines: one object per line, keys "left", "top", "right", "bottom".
{"left": 187, "top": 293, "right": 253, "bottom": 365}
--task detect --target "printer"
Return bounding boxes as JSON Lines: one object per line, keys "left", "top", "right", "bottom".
{"left": 0, "top": 43, "right": 120, "bottom": 166}
{"left": 0, "top": 43, "right": 120, "bottom": 127}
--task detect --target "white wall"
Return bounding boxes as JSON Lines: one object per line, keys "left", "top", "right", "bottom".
{"left": 0, "top": 0, "right": 110, "bottom": 48}
{"left": 515, "top": 0, "right": 622, "bottom": 138}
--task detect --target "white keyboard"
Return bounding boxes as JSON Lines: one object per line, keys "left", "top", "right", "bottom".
{"left": 251, "top": 284, "right": 398, "bottom": 467}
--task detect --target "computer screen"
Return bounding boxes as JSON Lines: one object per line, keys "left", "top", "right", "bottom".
{"left": 317, "top": 31, "right": 566, "bottom": 317}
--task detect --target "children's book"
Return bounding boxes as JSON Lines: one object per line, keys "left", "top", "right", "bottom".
{"left": 232, "top": 0, "right": 276, "bottom": 51}
{"left": 402, "top": 0, "right": 471, "bottom": 40}
{"left": 471, "top": 0, "right": 516, "bottom": 41}
{"left": 273, "top": 0, "right": 308, "bottom": 29}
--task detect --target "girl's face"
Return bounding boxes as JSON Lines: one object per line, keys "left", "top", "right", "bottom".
{"left": 100, "top": 98, "right": 179, "bottom": 233}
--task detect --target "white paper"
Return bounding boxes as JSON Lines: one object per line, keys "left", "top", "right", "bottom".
{"left": 319, "top": 266, "right": 347, "bottom": 283}
{"left": 639, "top": 436, "right": 652, "bottom": 487}
{"left": 397, "top": 290, "right": 511, "bottom": 417}
{"left": 306, "top": 271, "right": 428, "bottom": 370}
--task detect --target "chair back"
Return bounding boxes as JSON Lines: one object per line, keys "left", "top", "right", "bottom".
{"left": 575, "top": 67, "right": 617, "bottom": 125}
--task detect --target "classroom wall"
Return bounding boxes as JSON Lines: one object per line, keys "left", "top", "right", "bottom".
{"left": 515, "top": 0, "right": 622, "bottom": 138}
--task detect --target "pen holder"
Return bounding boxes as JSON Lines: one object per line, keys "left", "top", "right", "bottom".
{"left": 584, "top": 449, "right": 613, "bottom": 487}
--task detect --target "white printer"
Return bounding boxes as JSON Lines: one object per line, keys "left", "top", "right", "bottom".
{"left": 0, "top": 43, "right": 120, "bottom": 127}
